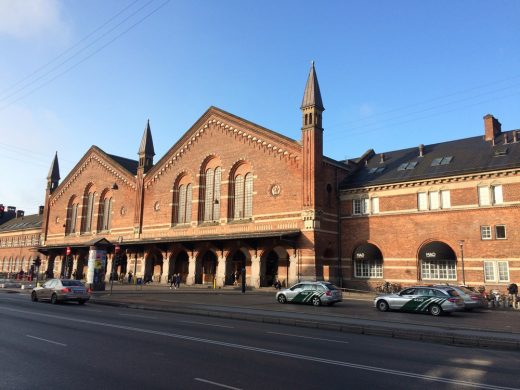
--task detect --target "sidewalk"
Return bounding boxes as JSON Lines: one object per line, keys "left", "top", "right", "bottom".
{"left": 88, "top": 284, "right": 520, "bottom": 351}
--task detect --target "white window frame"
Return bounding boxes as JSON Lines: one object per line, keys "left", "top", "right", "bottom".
{"left": 492, "top": 185, "right": 503, "bottom": 205}
{"left": 440, "top": 190, "right": 451, "bottom": 209}
{"left": 480, "top": 225, "right": 492, "bottom": 240}
{"left": 483, "top": 260, "right": 509, "bottom": 282}
{"left": 495, "top": 225, "right": 506, "bottom": 240}
{"left": 371, "top": 197, "right": 380, "bottom": 214}
{"left": 429, "top": 191, "right": 440, "bottom": 210}
{"left": 478, "top": 186, "right": 491, "bottom": 206}
{"left": 421, "top": 260, "right": 457, "bottom": 281}
{"left": 352, "top": 199, "right": 362, "bottom": 215}
{"left": 354, "top": 260, "right": 383, "bottom": 278}
{"left": 418, "top": 192, "right": 428, "bottom": 211}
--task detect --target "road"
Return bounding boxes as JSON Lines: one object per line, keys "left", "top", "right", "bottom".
{"left": 1, "top": 294, "right": 518, "bottom": 390}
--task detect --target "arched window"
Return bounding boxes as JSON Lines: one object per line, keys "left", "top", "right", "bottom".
{"left": 66, "top": 197, "right": 79, "bottom": 235}
{"left": 176, "top": 183, "right": 193, "bottom": 224}
{"left": 82, "top": 189, "right": 96, "bottom": 233}
{"left": 203, "top": 167, "right": 221, "bottom": 222}
{"left": 98, "top": 195, "right": 113, "bottom": 231}
{"left": 234, "top": 173, "right": 253, "bottom": 219}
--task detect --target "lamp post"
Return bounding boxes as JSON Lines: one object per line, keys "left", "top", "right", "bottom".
{"left": 458, "top": 240, "right": 466, "bottom": 286}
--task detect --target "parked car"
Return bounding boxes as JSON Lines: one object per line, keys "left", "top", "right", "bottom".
{"left": 276, "top": 281, "right": 343, "bottom": 306}
{"left": 31, "top": 279, "right": 91, "bottom": 305}
{"left": 434, "top": 285, "right": 487, "bottom": 311}
{"left": 374, "top": 286, "right": 464, "bottom": 316}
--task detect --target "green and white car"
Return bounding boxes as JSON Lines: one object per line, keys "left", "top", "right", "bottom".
{"left": 276, "top": 281, "right": 343, "bottom": 306}
{"left": 374, "top": 286, "right": 464, "bottom": 316}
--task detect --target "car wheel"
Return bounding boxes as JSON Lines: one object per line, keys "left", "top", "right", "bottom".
{"left": 429, "top": 303, "right": 443, "bottom": 316}
{"left": 50, "top": 294, "right": 59, "bottom": 305}
{"left": 78, "top": 300, "right": 86, "bottom": 305}
{"left": 377, "top": 299, "right": 389, "bottom": 312}
{"left": 311, "top": 296, "right": 321, "bottom": 306}
{"left": 31, "top": 292, "right": 38, "bottom": 302}
{"left": 277, "top": 294, "right": 287, "bottom": 304}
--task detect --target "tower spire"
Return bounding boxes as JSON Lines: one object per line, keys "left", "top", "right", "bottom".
{"left": 138, "top": 119, "right": 155, "bottom": 173}
{"left": 301, "top": 61, "right": 324, "bottom": 111}
{"left": 47, "top": 151, "right": 60, "bottom": 193}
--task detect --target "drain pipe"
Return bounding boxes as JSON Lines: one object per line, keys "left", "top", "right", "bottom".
{"left": 336, "top": 168, "right": 343, "bottom": 288}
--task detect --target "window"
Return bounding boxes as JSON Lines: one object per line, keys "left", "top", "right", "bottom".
{"left": 495, "top": 225, "right": 506, "bottom": 239}
{"left": 479, "top": 185, "right": 503, "bottom": 206}
{"left": 176, "top": 183, "right": 193, "bottom": 224}
{"left": 98, "top": 196, "right": 112, "bottom": 231}
{"left": 492, "top": 185, "right": 503, "bottom": 204}
{"left": 368, "top": 166, "right": 385, "bottom": 174}
{"left": 353, "top": 198, "right": 371, "bottom": 215}
{"left": 431, "top": 156, "right": 453, "bottom": 166}
{"left": 233, "top": 173, "right": 253, "bottom": 219}
{"left": 421, "top": 260, "right": 456, "bottom": 280}
{"left": 371, "top": 197, "right": 380, "bottom": 214}
{"left": 441, "top": 190, "right": 451, "bottom": 209}
{"left": 484, "top": 260, "right": 509, "bottom": 282}
{"left": 397, "top": 161, "right": 418, "bottom": 171}
{"left": 481, "top": 226, "right": 492, "bottom": 240}
{"left": 355, "top": 260, "right": 383, "bottom": 278}
{"left": 83, "top": 191, "right": 96, "bottom": 233}
{"left": 418, "top": 192, "right": 428, "bottom": 211}
{"left": 203, "top": 167, "right": 221, "bottom": 222}
{"left": 429, "top": 191, "right": 440, "bottom": 210}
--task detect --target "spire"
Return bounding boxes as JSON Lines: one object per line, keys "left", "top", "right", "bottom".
{"left": 47, "top": 152, "right": 60, "bottom": 193}
{"left": 138, "top": 119, "right": 155, "bottom": 157}
{"left": 47, "top": 151, "right": 60, "bottom": 181}
{"left": 301, "top": 61, "right": 324, "bottom": 110}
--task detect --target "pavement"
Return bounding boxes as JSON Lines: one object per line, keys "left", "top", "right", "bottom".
{"left": 3, "top": 282, "right": 520, "bottom": 351}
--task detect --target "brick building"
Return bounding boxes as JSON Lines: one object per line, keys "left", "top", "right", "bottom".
{"left": 2, "top": 63, "right": 518, "bottom": 291}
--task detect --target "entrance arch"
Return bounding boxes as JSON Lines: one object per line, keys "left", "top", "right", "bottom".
{"left": 418, "top": 241, "right": 457, "bottom": 281}
{"left": 226, "top": 250, "right": 248, "bottom": 286}
{"left": 171, "top": 251, "right": 189, "bottom": 284}
{"left": 198, "top": 251, "right": 217, "bottom": 285}
{"left": 261, "top": 247, "right": 290, "bottom": 287}
{"left": 144, "top": 250, "right": 163, "bottom": 283}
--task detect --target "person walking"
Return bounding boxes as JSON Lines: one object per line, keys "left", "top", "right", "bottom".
{"left": 127, "top": 271, "right": 133, "bottom": 284}
{"left": 507, "top": 282, "right": 518, "bottom": 308}
{"left": 175, "top": 273, "right": 181, "bottom": 289}
{"left": 169, "top": 274, "right": 176, "bottom": 289}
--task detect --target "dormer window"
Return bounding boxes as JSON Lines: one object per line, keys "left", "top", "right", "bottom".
{"left": 431, "top": 156, "right": 453, "bottom": 166}
{"left": 368, "top": 166, "right": 385, "bottom": 174}
{"left": 397, "top": 161, "right": 418, "bottom": 171}
{"left": 493, "top": 147, "right": 508, "bottom": 157}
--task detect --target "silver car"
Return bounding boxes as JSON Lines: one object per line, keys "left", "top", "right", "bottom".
{"left": 374, "top": 286, "right": 464, "bottom": 316}
{"left": 276, "top": 281, "right": 343, "bottom": 306}
{"left": 434, "top": 285, "right": 487, "bottom": 311}
{"left": 31, "top": 279, "right": 91, "bottom": 305}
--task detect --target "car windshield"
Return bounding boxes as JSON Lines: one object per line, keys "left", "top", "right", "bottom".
{"left": 446, "top": 289, "right": 460, "bottom": 297}
{"left": 456, "top": 286, "right": 474, "bottom": 294}
{"left": 61, "top": 280, "right": 84, "bottom": 287}
{"left": 322, "top": 283, "right": 338, "bottom": 290}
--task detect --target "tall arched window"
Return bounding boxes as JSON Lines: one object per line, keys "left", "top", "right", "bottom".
{"left": 176, "top": 183, "right": 193, "bottom": 224}
{"left": 66, "top": 197, "right": 79, "bottom": 235}
{"left": 98, "top": 195, "right": 113, "bottom": 231}
{"left": 203, "top": 167, "right": 221, "bottom": 222}
{"left": 234, "top": 173, "right": 253, "bottom": 219}
{"left": 82, "top": 189, "right": 96, "bottom": 233}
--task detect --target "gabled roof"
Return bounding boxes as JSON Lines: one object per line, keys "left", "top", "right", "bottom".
{"left": 301, "top": 61, "right": 324, "bottom": 110}
{"left": 0, "top": 214, "right": 42, "bottom": 232}
{"left": 107, "top": 153, "right": 139, "bottom": 175}
{"left": 341, "top": 130, "right": 520, "bottom": 189}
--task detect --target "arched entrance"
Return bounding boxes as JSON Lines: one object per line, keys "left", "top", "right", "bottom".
{"left": 145, "top": 250, "right": 163, "bottom": 284}
{"left": 116, "top": 254, "right": 128, "bottom": 279}
{"left": 418, "top": 241, "right": 457, "bottom": 282}
{"left": 352, "top": 243, "right": 383, "bottom": 279}
{"left": 227, "top": 250, "right": 247, "bottom": 286}
{"left": 263, "top": 251, "right": 279, "bottom": 287}
{"left": 171, "top": 251, "right": 189, "bottom": 284}
{"left": 198, "top": 251, "right": 217, "bottom": 285}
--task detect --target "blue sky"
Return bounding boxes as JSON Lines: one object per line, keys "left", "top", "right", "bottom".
{"left": 0, "top": 0, "right": 519, "bottom": 214}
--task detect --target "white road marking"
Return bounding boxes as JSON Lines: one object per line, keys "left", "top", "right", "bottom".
{"left": 118, "top": 313, "right": 156, "bottom": 319}
{"left": 180, "top": 320, "right": 234, "bottom": 329}
{"left": 81, "top": 309, "right": 103, "bottom": 313}
{"left": 4, "top": 307, "right": 516, "bottom": 390}
{"left": 267, "top": 331, "right": 349, "bottom": 344}
{"left": 194, "top": 378, "right": 242, "bottom": 389}
{"left": 26, "top": 334, "right": 67, "bottom": 347}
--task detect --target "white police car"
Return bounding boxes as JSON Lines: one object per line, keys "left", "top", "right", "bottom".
{"left": 276, "top": 281, "right": 343, "bottom": 306}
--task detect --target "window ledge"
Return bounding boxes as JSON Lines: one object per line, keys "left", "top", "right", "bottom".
{"left": 172, "top": 223, "right": 191, "bottom": 229}
{"left": 227, "top": 218, "right": 252, "bottom": 225}
{"left": 198, "top": 221, "right": 220, "bottom": 227}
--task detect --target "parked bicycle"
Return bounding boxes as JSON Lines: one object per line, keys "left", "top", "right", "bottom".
{"left": 376, "top": 281, "right": 402, "bottom": 294}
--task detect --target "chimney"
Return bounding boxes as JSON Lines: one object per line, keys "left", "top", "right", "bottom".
{"left": 419, "top": 144, "right": 424, "bottom": 157}
{"left": 514, "top": 131, "right": 518, "bottom": 143}
{"left": 380, "top": 153, "right": 385, "bottom": 163}
{"left": 16, "top": 210, "right": 24, "bottom": 218}
{"left": 39, "top": 205, "right": 44, "bottom": 215}
{"left": 484, "top": 114, "right": 501, "bottom": 141}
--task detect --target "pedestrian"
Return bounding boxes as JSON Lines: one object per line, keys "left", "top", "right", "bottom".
{"left": 128, "top": 271, "right": 133, "bottom": 284}
{"left": 507, "top": 282, "right": 518, "bottom": 308}
{"left": 169, "top": 274, "right": 175, "bottom": 289}
{"left": 274, "top": 279, "right": 282, "bottom": 290}
{"left": 175, "top": 273, "right": 181, "bottom": 289}
{"left": 233, "top": 270, "right": 239, "bottom": 286}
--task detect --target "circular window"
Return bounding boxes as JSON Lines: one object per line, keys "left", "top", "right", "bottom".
{"left": 154, "top": 201, "right": 161, "bottom": 211}
{"left": 120, "top": 206, "right": 126, "bottom": 216}
{"left": 270, "top": 184, "right": 281, "bottom": 197}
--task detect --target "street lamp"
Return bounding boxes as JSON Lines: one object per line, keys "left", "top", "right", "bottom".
{"left": 458, "top": 240, "right": 466, "bottom": 286}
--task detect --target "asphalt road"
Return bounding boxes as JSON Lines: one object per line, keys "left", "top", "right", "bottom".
{"left": 1, "top": 294, "right": 519, "bottom": 390}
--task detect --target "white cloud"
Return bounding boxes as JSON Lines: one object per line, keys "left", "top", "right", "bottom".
{"left": 0, "top": 0, "right": 68, "bottom": 40}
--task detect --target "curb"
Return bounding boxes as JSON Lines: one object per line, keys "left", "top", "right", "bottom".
{"left": 90, "top": 299, "right": 520, "bottom": 352}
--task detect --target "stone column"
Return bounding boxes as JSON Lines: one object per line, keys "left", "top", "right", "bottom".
{"left": 288, "top": 252, "right": 299, "bottom": 286}
{"left": 162, "top": 257, "right": 170, "bottom": 284}
{"left": 187, "top": 254, "right": 196, "bottom": 285}
{"left": 72, "top": 255, "right": 79, "bottom": 279}
{"left": 250, "top": 255, "right": 261, "bottom": 288}
{"left": 105, "top": 255, "right": 113, "bottom": 282}
{"left": 216, "top": 255, "right": 226, "bottom": 287}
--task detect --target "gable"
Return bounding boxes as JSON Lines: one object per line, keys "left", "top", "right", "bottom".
{"left": 49, "top": 146, "right": 137, "bottom": 207}
{"left": 144, "top": 106, "right": 302, "bottom": 188}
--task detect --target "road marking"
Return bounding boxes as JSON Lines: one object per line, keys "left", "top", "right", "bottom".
{"left": 118, "top": 313, "right": 156, "bottom": 319}
{"left": 267, "top": 331, "right": 349, "bottom": 344}
{"left": 194, "top": 378, "right": 242, "bottom": 389}
{"left": 81, "top": 309, "right": 103, "bottom": 313}
{"left": 4, "top": 307, "right": 516, "bottom": 390}
{"left": 180, "top": 320, "right": 234, "bottom": 329}
{"left": 26, "top": 334, "right": 66, "bottom": 347}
